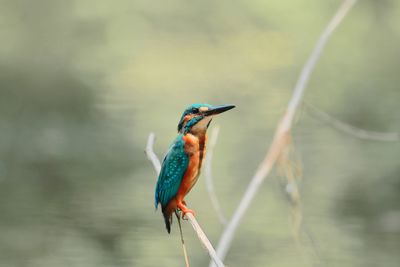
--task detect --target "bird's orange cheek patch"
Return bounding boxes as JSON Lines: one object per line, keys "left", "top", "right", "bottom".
{"left": 183, "top": 115, "right": 193, "bottom": 123}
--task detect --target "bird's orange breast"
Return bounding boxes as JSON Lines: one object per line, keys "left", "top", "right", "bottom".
{"left": 176, "top": 133, "right": 206, "bottom": 199}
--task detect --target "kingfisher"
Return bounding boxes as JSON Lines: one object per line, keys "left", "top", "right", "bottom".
{"left": 154, "top": 103, "right": 235, "bottom": 233}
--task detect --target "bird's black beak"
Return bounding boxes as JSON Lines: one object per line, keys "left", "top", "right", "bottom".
{"left": 204, "top": 104, "right": 235, "bottom": 116}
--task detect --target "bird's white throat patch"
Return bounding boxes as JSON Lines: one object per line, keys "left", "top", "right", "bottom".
{"left": 191, "top": 116, "right": 212, "bottom": 134}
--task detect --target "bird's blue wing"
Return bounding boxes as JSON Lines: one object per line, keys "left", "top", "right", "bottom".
{"left": 155, "top": 134, "right": 189, "bottom": 209}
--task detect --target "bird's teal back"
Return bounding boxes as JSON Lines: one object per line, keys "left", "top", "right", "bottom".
{"left": 155, "top": 134, "right": 189, "bottom": 208}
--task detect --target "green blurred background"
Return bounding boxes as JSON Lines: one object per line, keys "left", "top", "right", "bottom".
{"left": 1, "top": 0, "right": 399, "bottom": 266}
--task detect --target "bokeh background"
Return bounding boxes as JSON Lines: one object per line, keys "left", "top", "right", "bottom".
{"left": 1, "top": 0, "right": 400, "bottom": 266}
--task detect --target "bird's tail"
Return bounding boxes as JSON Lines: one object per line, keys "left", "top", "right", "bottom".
{"left": 162, "top": 207, "right": 173, "bottom": 234}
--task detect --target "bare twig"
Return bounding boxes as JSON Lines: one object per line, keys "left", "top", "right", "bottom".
{"left": 176, "top": 212, "right": 190, "bottom": 267}
{"left": 185, "top": 213, "right": 225, "bottom": 267}
{"left": 276, "top": 141, "right": 324, "bottom": 264}
{"left": 204, "top": 125, "right": 227, "bottom": 225}
{"left": 304, "top": 102, "right": 399, "bottom": 142}
{"left": 145, "top": 133, "right": 161, "bottom": 174}
{"left": 210, "top": 1, "right": 357, "bottom": 266}
{"left": 146, "top": 133, "right": 225, "bottom": 267}
{"left": 277, "top": 138, "right": 303, "bottom": 245}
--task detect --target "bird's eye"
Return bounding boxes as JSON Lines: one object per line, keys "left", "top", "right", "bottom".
{"left": 192, "top": 108, "right": 199, "bottom": 114}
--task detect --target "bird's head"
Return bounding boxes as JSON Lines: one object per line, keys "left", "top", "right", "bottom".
{"left": 177, "top": 103, "right": 235, "bottom": 134}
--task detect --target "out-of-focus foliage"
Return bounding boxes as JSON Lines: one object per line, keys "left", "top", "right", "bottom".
{"left": 0, "top": 0, "right": 399, "bottom": 266}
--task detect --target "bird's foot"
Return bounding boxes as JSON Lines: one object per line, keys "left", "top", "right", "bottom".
{"left": 181, "top": 209, "right": 196, "bottom": 219}
{"left": 177, "top": 202, "right": 196, "bottom": 219}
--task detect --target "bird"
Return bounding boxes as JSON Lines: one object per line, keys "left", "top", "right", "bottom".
{"left": 154, "top": 103, "right": 235, "bottom": 233}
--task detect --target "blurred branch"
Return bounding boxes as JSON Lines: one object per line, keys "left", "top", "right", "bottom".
{"left": 145, "top": 133, "right": 161, "bottom": 174}
{"left": 277, "top": 138, "right": 303, "bottom": 245}
{"left": 145, "top": 133, "right": 225, "bottom": 267}
{"left": 276, "top": 140, "right": 324, "bottom": 264}
{"left": 210, "top": 0, "right": 357, "bottom": 265}
{"left": 204, "top": 125, "right": 227, "bottom": 225}
{"left": 304, "top": 102, "right": 400, "bottom": 142}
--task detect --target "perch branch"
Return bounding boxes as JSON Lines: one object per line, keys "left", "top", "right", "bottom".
{"left": 304, "top": 102, "right": 399, "bottom": 142}
{"left": 176, "top": 212, "right": 190, "bottom": 267}
{"left": 146, "top": 133, "right": 225, "bottom": 267}
{"left": 204, "top": 125, "right": 227, "bottom": 225}
{"left": 210, "top": 1, "right": 357, "bottom": 265}
{"left": 185, "top": 213, "right": 225, "bottom": 267}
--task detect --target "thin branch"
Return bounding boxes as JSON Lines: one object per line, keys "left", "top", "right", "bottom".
{"left": 146, "top": 133, "right": 225, "bottom": 267}
{"left": 185, "top": 213, "right": 225, "bottom": 267}
{"left": 210, "top": 1, "right": 357, "bottom": 265}
{"left": 277, "top": 139, "right": 303, "bottom": 245}
{"left": 145, "top": 133, "right": 161, "bottom": 173}
{"left": 304, "top": 102, "right": 399, "bottom": 142}
{"left": 204, "top": 125, "right": 227, "bottom": 225}
{"left": 176, "top": 212, "right": 190, "bottom": 267}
